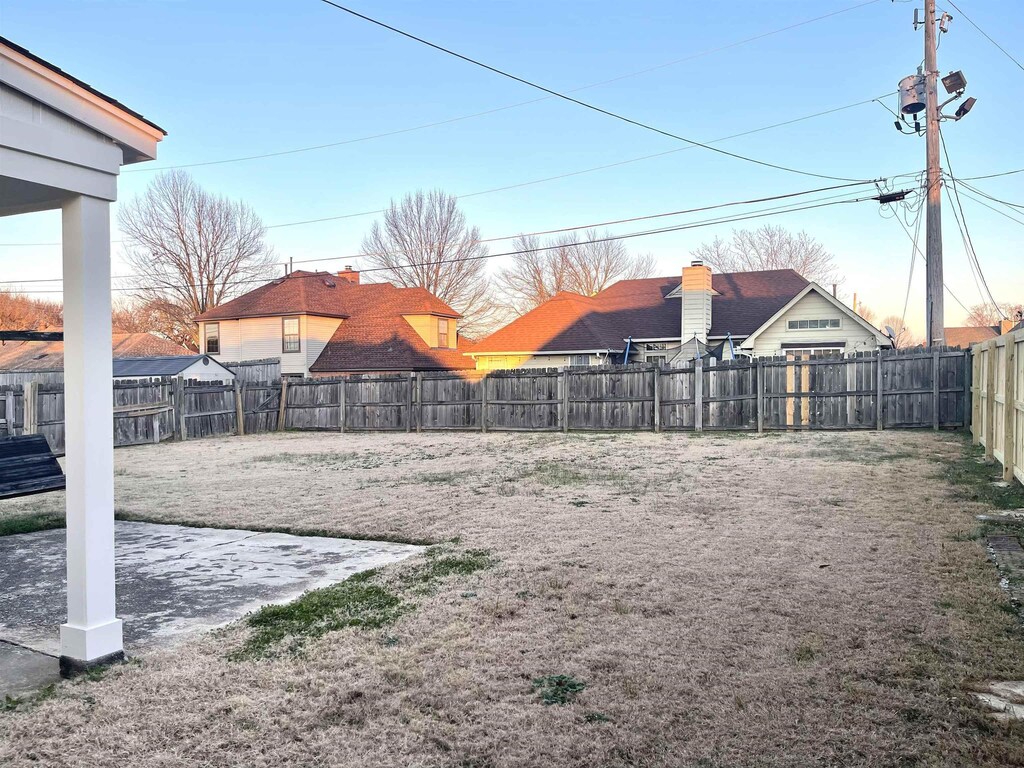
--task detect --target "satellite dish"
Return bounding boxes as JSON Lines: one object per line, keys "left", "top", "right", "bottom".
{"left": 885, "top": 325, "right": 897, "bottom": 338}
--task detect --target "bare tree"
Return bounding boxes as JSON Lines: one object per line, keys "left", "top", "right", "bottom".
{"left": 0, "top": 291, "right": 62, "bottom": 331}
{"left": 880, "top": 314, "right": 920, "bottom": 349}
{"left": 855, "top": 302, "right": 877, "bottom": 326}
{"left": 963, "top": 302, "right": 1024, "bottom": 327}
{"left": 361, "top": 190, "right": 497, "bottom": 334}
{"left": 118, "top": 171, "right": 276, "bottom": 350}
{"left": 691, "top": 224, "right": 842, "bottom": 286}
{"left": 496, "top": 229, "right": 656, "bottom": 315}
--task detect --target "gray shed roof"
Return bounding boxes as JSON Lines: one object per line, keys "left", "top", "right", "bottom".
{"left": 112, "top": 355, "right": 228, "bottom": 377}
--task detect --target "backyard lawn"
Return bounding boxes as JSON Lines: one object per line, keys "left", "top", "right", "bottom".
{"left": 2, "top": 429, "right": 1024, "bottom": 767}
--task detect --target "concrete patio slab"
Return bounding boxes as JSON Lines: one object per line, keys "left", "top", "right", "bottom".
{"left": 0, "top": 521, "right": 423, "bottom": 698}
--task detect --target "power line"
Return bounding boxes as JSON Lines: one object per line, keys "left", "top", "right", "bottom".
{"left": 951, "top": 183, "right": 1024, "bottom": 228}
{"left": 958, "top": 167, "right": 1024, "bottom": 181}
{"left": 0, "top": 181, "right": 882, "bottom": 286}
{"left": 952, "top": 178, "right": 1024, "bottom": 212}
{"left": 255, "top": 97, "right": 896, "bottom": 230}
{"left": 939, "top": 130, "right": 1005, "bottom": 317}
{"left": 317, "top": 0, "right": 874, "bottom": 183}
{"left": 124, "top": 0, "right": 887, "bottom": 174}
{"left": 0, "top": 98, "right": 903, "bottom": 246}
{"left": 889, "top": 195, "right": 972, "bottom": 318}
{"left": 946, "top": 1, "right": 1024, "bottom": 74}
{"left": 3, "top": 191, "right": 879, "bottom": 295}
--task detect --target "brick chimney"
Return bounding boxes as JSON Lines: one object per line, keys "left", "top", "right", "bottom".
{"left": 999, "top": 318, "right": 1014, "bottom": 335}
{"left": 337, "top": 265, "right": 360, "bottom": 284}
{"left": 680, "top": 260, "right": 713, "bottom": 344}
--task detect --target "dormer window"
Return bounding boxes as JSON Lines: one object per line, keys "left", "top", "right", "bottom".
{"left": 282, "top": 316, "right": 300, "bottom": 353}
{"left": 438, "top": 318, "right": 449, "bottom": 348}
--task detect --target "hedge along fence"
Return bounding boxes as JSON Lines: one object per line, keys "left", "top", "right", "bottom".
{"left": 0, "top": 346, "right": 972, "bottom": 452}
{"left": 971, "top": 329, "right": 1024, "bottom": 484}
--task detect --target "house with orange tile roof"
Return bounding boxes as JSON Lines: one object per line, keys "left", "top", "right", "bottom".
{"left": 944, "top": 318, "right": 1022, "bottom": 349}
{"left": 194, "top": 267, "right": 474, "bottom": 376}
{"left": 468, "top": 261, "right": 891, "bottom": 370}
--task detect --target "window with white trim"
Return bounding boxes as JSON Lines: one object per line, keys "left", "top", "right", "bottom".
{"left": 568, "top": 354, "right": 590, "bottom": 367}
{"left": 282, "top": 316, "right": 300, "bottom": 353}
{"left": 647, "top": 355, "right": 667, "bottom": 366}
{"left": 787, "top": 318, "right": 840, "bottom": 330}
{"left": 205, "top": 323, "right": 220, "bottom": 355}
{"left": 784, "top": 347, "right": 843, "bottom": 359}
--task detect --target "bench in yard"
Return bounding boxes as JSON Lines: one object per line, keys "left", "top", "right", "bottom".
{"left": 0, "top": 434, "right": 65, "bottom": 499}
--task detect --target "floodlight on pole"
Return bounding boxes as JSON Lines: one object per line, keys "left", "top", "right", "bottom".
{"left": 942, "top": 70, "right": 967, "bottom": 94}
{"left": 953, "top": 96, "right": 977, "bottom": 120}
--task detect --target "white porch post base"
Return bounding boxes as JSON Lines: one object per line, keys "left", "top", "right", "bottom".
{"left": 59, "top": 619, "right": 124, "bottom": 666}
{"left": 59, "top": 194, "right": 122, "bottom": 672}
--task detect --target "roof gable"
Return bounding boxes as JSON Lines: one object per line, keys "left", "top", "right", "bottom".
{"left": 738, "top": 283, "right": 891, "bottom": 349}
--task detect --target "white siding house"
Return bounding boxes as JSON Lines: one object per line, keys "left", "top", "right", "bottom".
{"left": 739, "top": 284, "right": 890, "bottom": 358}
{"left": 200, "top": 314, "right": 343, "bottom": 377}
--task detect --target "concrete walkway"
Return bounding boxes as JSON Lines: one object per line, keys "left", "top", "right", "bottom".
{"left": 0, "top": 521, "right": 422, "bottom": 699}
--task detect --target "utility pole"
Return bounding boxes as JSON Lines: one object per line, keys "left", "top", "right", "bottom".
{"left": 923, "top": 0, "right": 944, "bottom": 347}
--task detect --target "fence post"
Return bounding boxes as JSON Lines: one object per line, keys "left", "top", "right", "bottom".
{"left": 694, "top": 356, "right": 704, "bottom": 432}
{"left": 414, "top": 372, "right": 422, "bottom": 434}
{"left": 875, "top": 350, "right": 884, "bottom": 431}
{"left": 175, "top": 376, "right": 188, "bottom": 441}
{"left": 3, "top": 390, "right": 14, "bottom": 435}
{"left": 932, "top": 347, "right": 941, "bottom": 431}
{"left": 338, "top": 380, "right": 346, "bottom": 433}
{"left": 152, "top": 411, "right": 160, "bottom": 444}
{"left": 277, "top": 376, "right": 288, "bottom": 432}
{"left": 756, "top": 359, "right": 764, "bottom": 433}
{"left": 234, "top": 379, "right": 245, "bottom": 437}
{"left": 562, "top": 368, "right": 570, "bottom": 433}
{"left": 652, "top": 366, "right": 661, "bottom": 433}
{"left": 964, "top": 349, "right": 974, "bottom": 434}
{"left": 23, "top": 380, "right": 38, "bottom": 435}
{"left": 986, "top": 340, "right": 997, "bottom": 460}
{"left": 481, "top": 375, "right": 489, "bottom": 433}
{"left": 1003, "top": 338, "right": 1017, "bottom": 482}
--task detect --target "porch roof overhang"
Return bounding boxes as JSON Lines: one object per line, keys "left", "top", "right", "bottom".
{"left": 0, "top": 36, "right": 165, "bottom": 218}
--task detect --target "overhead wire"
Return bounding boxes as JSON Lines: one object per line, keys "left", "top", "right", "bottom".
{"left": 316, "top": 0, "right": 876, "bottom": 183}
{"left": 3, "top": 190, "right": 881, "bottom": 295}
{"left": 0, "top": 181, "right": 882, "bottom": 287}
{"left": 939, "top": 129, "right": 1006, "bottom": 317}
{"left": 946, "top": 0, "right": 1024, "bottom": 74}
{"left": 0, "top": 95, "right": 903, "bottom": 247}
{"left": 126, "top": 0, "right": 889, "bottom": 174}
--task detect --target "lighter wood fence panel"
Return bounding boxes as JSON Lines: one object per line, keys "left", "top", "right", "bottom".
{"left": 973, "top": 331, "right": 1024, "bottom": 484}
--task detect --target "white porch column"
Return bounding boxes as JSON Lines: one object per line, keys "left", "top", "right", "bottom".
{"left": 59, "top": 194, "right": 123, "bottom": 671}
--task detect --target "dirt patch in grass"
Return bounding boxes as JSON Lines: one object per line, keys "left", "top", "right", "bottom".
{"left": 2, "top": 429, "right": 1024, "bottom": 766}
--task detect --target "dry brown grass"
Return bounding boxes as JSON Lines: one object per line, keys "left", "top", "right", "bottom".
{"left": 2, "top": 429, "right": 1024, "bottom": 767}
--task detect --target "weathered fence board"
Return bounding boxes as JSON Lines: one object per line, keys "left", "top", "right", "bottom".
{"left": 0, "top": 347, "right": 971, "bottom": 451}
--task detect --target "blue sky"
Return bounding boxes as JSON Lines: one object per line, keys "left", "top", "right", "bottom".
{"left": 1, "top": 0, "right": 1022, "bottom": 334}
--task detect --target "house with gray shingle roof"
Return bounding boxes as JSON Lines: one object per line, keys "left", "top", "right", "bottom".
{"left": 468, "top": 262, "right": 890, "bottom": 370}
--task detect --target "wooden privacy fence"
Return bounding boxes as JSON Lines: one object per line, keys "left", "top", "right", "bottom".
{"left": 0, "top": 347, "right": 970, "bottom": 452}
{"left": 971, "top": 329, "right": 1024, "bottom": 484}
{"left": 254, "top": 346, "right": 970, "bottom": 434}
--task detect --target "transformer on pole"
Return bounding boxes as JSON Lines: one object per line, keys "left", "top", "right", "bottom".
{"left": 893, "top": 1, "right": 977, "bottom": 346}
